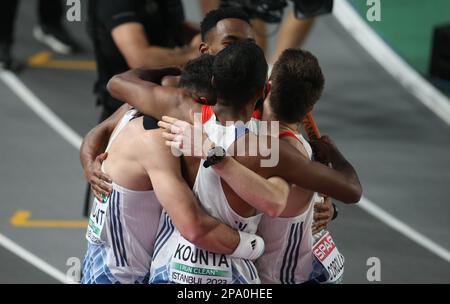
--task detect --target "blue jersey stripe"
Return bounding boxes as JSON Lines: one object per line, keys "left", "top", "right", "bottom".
{"left": 153, "top": 216, "right": 174, "bottom": 259}
{"left": 115, "top": 192, "right": 129, "bottom": 266}
{"left": 290, "top": 222, "right": 303, "bottom": 283}
{"left": 153, "top": 213, "right": 167, "bottom": 247}
{"left": 243, "top": 260, "right": 255, "bottom": 280}
{"left": 285, "top": 223, "right": 300, "bottom": 284}
{"left": 279, "top": 223, "right": 296, "bottom": 284}
{"left": 108, "top": 191, "right": 120, "bottom": 267}
{"left": 111, "top": 191, "right": 125, "bottom": 267}
{"left": 153, "top": 214, "right": 169, "bottom": 257}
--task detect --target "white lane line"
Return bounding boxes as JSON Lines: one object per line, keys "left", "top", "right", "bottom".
{"left": 0, "top": 233, "right": 75, "bottom": 284}
{"left": 333, "top": 0, "right": 450, "bottom": 126}
{"left": 0, "top": 70, "right": 81, "bottom": 283}
{"left": 332, "top": 0, "right": 450, "bottom": 262}
{"left": 358, "top": 198, "right": 450, "bottom": 263}
{"left": 0, "top": 71, "right": 82, "bottom": 149}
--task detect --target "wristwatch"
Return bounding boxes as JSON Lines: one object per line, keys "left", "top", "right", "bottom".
{"left": 203, "top": 146, "right": 227, "bottom": 168}
{"left": 331, "top": 203, "right": 338, "bottom": 221}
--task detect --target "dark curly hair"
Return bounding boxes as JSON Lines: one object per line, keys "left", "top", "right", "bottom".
{"left": 200, "top": 7, "right": 251, "bottom": 40}
{"left": 213, "top": 42, "right": 268, "bottom": 107}
{"left": 180, "top": 54, "right": 215, "bottom": 102}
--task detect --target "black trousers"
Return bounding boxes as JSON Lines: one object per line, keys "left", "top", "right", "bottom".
{"left": 0, "top": 0, "right": 63, "bottom": 44}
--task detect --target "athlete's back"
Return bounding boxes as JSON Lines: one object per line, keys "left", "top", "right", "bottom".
{"left": 83, "top": 112, "right": 162, "bottom": 284}
{"left": 255, "top": 131, "right": 317, "bottom": 284}
{"left": 150, "top": 106, "right": 262, "bottom": 284}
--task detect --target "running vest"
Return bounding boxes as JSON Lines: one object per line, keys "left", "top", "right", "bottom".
{"left": 255, "top": 130, "right": 319, "bottom": 284}
{"left": 82, "top": 109, "right": 162, "bottom": 284}
{"left": 150, "top": 105, "right": 262, "bottom": 284}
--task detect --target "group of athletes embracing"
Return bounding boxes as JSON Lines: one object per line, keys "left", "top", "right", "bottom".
{"left": 79, "top": 7, "right": 362, "bottom": 285}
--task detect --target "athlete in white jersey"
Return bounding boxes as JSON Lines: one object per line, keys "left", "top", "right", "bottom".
{"left": 110, "top": 44, "right": 362, "bottom": 284}
{"left": 83, "top": 109, "right": 161, "bottom": 283}
{"left": 81, "top": 56, "right": 268, "bottom": 284}
{"left": 159, "top": 49, "right": 356, "bottom": 284}
{"left": 150, "top": 106, "right": 264, "bottom": 284}
{"left": 82, "top": 108, "right": 266, "bottom": 284}
{"left": 256, "top": 131, "right": 318, "bottom": 283}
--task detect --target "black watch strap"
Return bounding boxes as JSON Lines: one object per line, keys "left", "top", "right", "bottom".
{"left": 331, "top": 203, "right": 338, "bottom": 221}
{"left": 203, "top": 146, "right": 226, "bottom": 168}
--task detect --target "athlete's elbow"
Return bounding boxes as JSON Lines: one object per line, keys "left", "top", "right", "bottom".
{"left": 264, "top": 201, "right": 286, "bottom": 218}
{"left": 343, "top": 184, "right": 362, "bottom": 204}
{"left": 179, "top": 222, "right": 209, "bottom": 245}
{"left": 107, "top": 75, "right": 123, "bottom": 99}
{"left": 265, "top": 208, "right": 282, "bottom": 218}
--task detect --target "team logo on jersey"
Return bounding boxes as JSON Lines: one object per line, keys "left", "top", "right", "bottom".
{"left": 235, "top": 221, "right": 248, "bottom": 231}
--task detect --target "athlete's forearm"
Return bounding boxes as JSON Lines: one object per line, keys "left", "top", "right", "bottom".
{"left": 188, "top": 213, "right": 240, "bottom": 255}
{"left": 213, "top": 157, "right": 290, "bottom": 217}
{"left": 80, "top": 105, "right": 130, "bottom": 175}
{"left": 107, "top": 67, "right": 179, "bottom": 102}
{"left": 107, "top": 69, "right": 187, "bottom": 121}
{"left": 258, "top": 141, "right": 362, "bottom": 204}
{"left": 180, "top": 212, "right": 263, "bottom": 260}
{"left": 287, "top": 160, "right": 361, "bottom": 204}
{"left": 151, "top": 173, "right": 240, "bottom": 254}
{"left": 80, "top": 124, "right": 112, "bottom": 179}
{"left": 327, "top": 150, "right": 362, "bottom": 204}
{"left": 124, "top": 67, "right": 182, "bottom": 83}
{"left": 107, "top": 69, "right": 154, "bottom": 107}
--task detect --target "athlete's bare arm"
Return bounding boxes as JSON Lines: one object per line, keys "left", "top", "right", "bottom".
{"left": 213, "top": 158, "right": 290, "bottom": 217}
{"left": 139, "top": 130, "right": 257, "bottom": 256}
{"left": 107, "top": 68, "right": 200, "bottom": 122}
{"left": 244, "top": 136, "right": 362, "bottom": 204}
{"left": 159, "top": 116, "right": 291, "bottom": 217}
{"left": 80, "top": 104, "right": 132, "bottom": 200}
{"left": 160, "top": 116, "right": 362, "bottom": 205}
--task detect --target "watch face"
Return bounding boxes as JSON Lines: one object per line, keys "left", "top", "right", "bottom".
{"left": 212, "top": 146, "right": 226, "bottom": 157}
{"left": 204, "top": 147, "right": 226, "bottom": 168}
{"left": 332, "top": 203, "right": 338, "bottom": 220}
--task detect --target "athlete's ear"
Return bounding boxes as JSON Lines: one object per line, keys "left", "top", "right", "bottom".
{"left": 199, "top": 42, "right": 209, "bottom": 54}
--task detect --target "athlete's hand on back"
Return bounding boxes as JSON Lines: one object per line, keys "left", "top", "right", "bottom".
{"left": 158, "top": 115, "right": 212, "bottom": 159}
{"left": 312, "top": 197, "right": 334, "bottom": 234}
{"left": 85, "top": 152, "right": 112, "bottom": 201}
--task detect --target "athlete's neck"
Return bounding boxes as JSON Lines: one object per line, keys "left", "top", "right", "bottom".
{"left": 213, "top": 101, "right": 254, "bottom": 125}
{"left": 280, "top": 122, "right": 301, "bottom": 134}
{"left": 264, "top": 98, "right": 303, "bottom": 133}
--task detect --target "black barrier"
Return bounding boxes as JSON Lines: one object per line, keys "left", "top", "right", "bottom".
{"left": 430, "top": 24, "right": 450, "bottom": 81}
{"left": 221, "top": 0, "right": 333, "bottom": 23}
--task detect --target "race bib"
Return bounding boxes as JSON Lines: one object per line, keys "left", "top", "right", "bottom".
{"left": 86, "top": 197, "right": 108, "bottom": 245}
{"left": 312, "top": 231, "right": 345, "bottom": 283}
{"left": 169, "top": 237, "right": 232, "bottom": 284}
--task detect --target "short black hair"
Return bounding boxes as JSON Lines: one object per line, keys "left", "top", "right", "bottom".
{"left": 213, "top": 42, "right": 268, "bottom": 107}
{"left": 200, "top": 7, "right": 251, "bottom": 40}
{"left": 270, "top": 49, "right": 324, "bottom": 123}
{"left": 180, "top": 54, "right": 215, "bottom": 102}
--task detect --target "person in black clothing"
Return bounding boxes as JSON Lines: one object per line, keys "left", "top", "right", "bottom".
{"left": 0, "top": 0, "right": 80, "bottom": 70}
{"left": 87, "top": 0, "right": 199, "bottom": 122}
